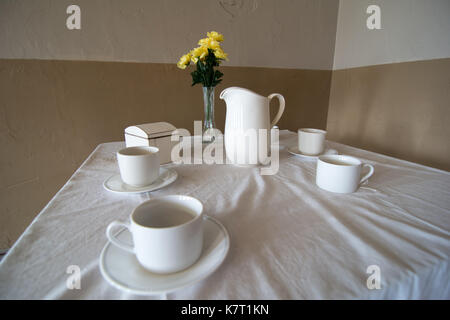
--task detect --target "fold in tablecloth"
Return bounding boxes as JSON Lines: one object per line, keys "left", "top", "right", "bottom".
{"left": 0, "top": 130, "right": 449, "bottom": 299}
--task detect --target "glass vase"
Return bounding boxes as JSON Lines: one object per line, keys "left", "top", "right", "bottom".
{"left": 202, "top": 86, "right": 216, "bottom": 143}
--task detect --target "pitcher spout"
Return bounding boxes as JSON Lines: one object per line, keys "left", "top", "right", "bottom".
{"left": 219, "top": 87, "right": 263, "bottom": 101}
{"left": 219, "top": 87, "right": 237, "bottom": 100}
{"left": 219, "top": 87, "right": 230, "bottom": 100}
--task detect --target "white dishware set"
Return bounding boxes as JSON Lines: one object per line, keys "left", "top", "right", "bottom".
{"left": 106, "top": 195, "right": 204, "bottom": 274}
{"left": 287, "top": 128, "right": 338, "bottom": 159}
{"left": 316, "top": 155, "right": 374, "bottom": 193}
{"left": 220, "top": 87, "right": 285, "bottom": 166}
{"left": 101, "top": 144, "right": 229, "bottom": 295}
{"left": 103, "top": 145, "right": 178, "bottom": 194}
{"left": 100, "top": 86, "right": 374, "bottom": 295}
{"left": 287, "top": 126, "right": 375, "bottom": 194}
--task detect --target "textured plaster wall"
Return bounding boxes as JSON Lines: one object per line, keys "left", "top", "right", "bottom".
{"left": 2, "top": 0, "right": 449, "bottom": 254}
{"left": 0, "top": 0, "right": 340, "bottom": 250}
{"left": 327, "top": 58, "right": 450, "bottom": 171}
{"left": 0, "top": 0, "right": 339, "bottom": 70}
{"left": 0, "top": 60, "right": 332, "bottom": 250}
{"left": 328, "top": 0, "right": 450, "bottom": 170}
{"left": 333, "top": 0, "right": 450, "bottom": 69}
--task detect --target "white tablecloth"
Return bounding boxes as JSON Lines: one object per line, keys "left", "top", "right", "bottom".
{"left": 1, "top": 130, "right": 449, "bottom": 299}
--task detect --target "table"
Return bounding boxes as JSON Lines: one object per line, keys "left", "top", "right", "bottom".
{"left": 1, "top": 130, "right": 449, "bottom": 299}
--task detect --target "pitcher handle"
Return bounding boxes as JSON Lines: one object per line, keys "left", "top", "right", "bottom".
{"left": 268, "top": 93, "right": 285, "bottom": 127}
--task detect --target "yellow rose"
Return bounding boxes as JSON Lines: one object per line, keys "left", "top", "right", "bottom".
{"left": 198, "top": 38, "right": 208, "bottom": 47}
{"left": 190, "top": 46, "right": 208, "bottom": 62}
{"left": 207, "top": 31, "right": 224, "bottom": 42}
{"left": 214, "top": 48, "right": 228, "bottom": 60}
{"left": 177, "top": 61, "right": 187, "bottom": 69}
{"left": 177, "top": 53, "right": 191, "bottom": 69}
{"left": 198, "top": 38, "right": 220, "bottom": 51}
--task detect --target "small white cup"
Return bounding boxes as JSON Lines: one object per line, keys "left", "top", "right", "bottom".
{"left": 117, "top": 146, "right": 159, "bottom": 187}
{"left": 298, "top": 128, "right": 327, "bottom": 156}
{"left": 106, "top": 195, "right": 204, "bottom": 274}
{"left": 316, "top": 155, "right": 374, "bottom": 193}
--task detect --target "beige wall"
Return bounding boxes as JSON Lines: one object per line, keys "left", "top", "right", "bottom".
{"left": 0, "top": 59, "right": 331, "bottom": 249}
{"left": 333, "top": 0, "right": 450, "bottom": 69}
{"left": 327, "top": 58, "right": 450, "bottom": 171}
{"left": 2, "top": 0, "right": 450, "bottom": 252}
{"left": 0, "top": 0, "right": 339, "bottom": 70}
{"left": 0, "top": 0, "right": 339, "bottom": 250}
{"left": 328, "top": 0, "right": 450, "bottom": 172}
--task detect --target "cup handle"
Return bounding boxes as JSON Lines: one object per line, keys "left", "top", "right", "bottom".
{"left": 360, "top": 164, "right": 374, "bottom": 185}
{"left": 106, "top": 221, "right": 135, "bottom": 253}
{"left": 268, "top": 93, "right": 285, "bottom": 127}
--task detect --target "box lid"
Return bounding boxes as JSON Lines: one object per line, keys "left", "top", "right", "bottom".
{"left": 125, "top": 122, "right": 177, "bottom": 139}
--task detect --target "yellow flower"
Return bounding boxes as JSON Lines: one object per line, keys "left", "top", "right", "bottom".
{"left": 214, "top": 48, "right": 228, "bottom": 60}
{"left": 207, "top": 31, "right": 224, "bottom": 42}
{"left": 190, "top": 46, "right": 208, "bottom": 63}
{"left": 177, "top": 62, "right": 187, "bottom": 69}
{"left": 198, "top": 37, "right": 220, "bottom": 51}
{"left": 177, "top": 31, "right": 228, "bottom": 70}
{"left": 177, "top": 53, "right": 191, "bottom": 69}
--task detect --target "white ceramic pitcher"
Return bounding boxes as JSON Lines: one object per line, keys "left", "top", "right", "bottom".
{"left": 220, "top": 87, "right": 285, "bottom": 165}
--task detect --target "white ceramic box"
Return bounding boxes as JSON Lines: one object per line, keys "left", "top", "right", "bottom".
{"left": 124, "top": 122, "right": 177, "bottom": 164}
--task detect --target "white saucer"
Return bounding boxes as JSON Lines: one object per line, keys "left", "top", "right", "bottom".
{"left": 103, "top": 168, "right": 178, "bottom": 194}
{"left": 99, "top": 215, "right": 230, "bottom": 295}
{"left": 287, "top": 146, "right": 338, "bottom": 160}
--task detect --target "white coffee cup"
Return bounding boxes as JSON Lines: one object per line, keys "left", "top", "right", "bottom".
{"left": 117, "top": 146, "right": 159, "bottom": 187}
{"left": 106, "top": 195, "right": 204, "bottom": 274}
{"left": 298, "top": 128, "right": 327, "bottom": 155}
{"left": 316, "top": 155, "right": 374, "bottom": 193}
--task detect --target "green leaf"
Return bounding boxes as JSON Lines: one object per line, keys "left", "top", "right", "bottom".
{"left": 197, "top": 60, "right": 204, "bottom": 72}
{"left": 188, "top": 50, "right": 225, "bottom": 87}
{"left": 190, "top": 70, "right": 202, "bottom": 86}
{"left": 212, "top": 79, "right": 222, "bottom": 87}
{"left": 214, "top": 70, "right": 223, "bottom": 79}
